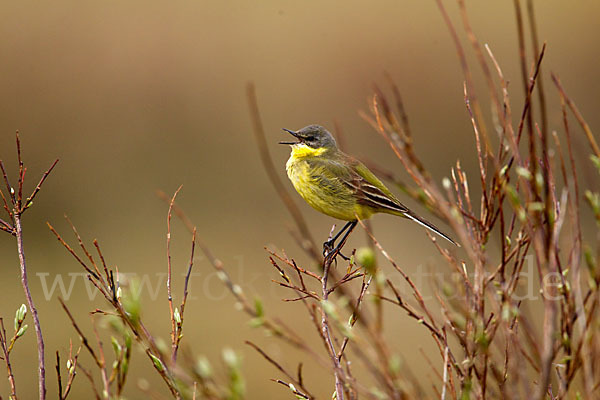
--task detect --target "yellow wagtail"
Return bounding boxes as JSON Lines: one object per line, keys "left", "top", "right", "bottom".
{"left": 280, "top": 124, "right": 457, "bottom": 258}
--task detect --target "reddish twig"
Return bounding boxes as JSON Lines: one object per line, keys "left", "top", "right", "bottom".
{"left": 0, "top": 134, "right": 57, "bottom": 400}
{"left": 0, "top": 318, "right": 17, "bottom": 399}
{"left": 166, "top": 185, "right": 183, "bottom": 362}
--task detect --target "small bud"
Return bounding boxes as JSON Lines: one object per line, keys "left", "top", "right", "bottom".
{"left": 217, "top": 270, "right": 228, "bottom": 283}
{"left": 249, "top": 317, "right": 264, "bottom": 328}
{"left": 591, "top": 155, "right": 600, "bottom": 171}
{"left": 222, "top": 347, "right": 241, "bottom": 368}
{"left": 516, "top": 166, "right": 532, "bottom": 180}
{"left": 174, "top": 307, "right": 181, "bottom": 324}
{"left": 442, "top": 177, "right": 451, "bottom": 190}
{"left": 16, "top": 324, "right": 28, "bottom": 337}
{"left": 111, "top": 336, "right": 122, "bottom": 355}
{"left": 476, "top": 331, "right": 490, "bottom": 350}
{"left": 67, "top": 359, "right": 76, "bottom": 375}
{"left": 528, "top": 202, "right": 544, "bottom": 212}
{"left": 356, "top": 247, "right": 376, "bottom": 274}
{"left": 149, "top": 353, "right": 164, "bottom": 372}
{"left": 442, "top": 282, "right": 454, "bottom": 297}
{"left": 504, "top": 184, "right": 520, "bottom": 206}
{"left": 388, "top": 354, "right": 402, "bottom": 374}
{"left": 15, "top": 304, "right": 27, "bottom": 331}
{"left": 450, "top": 206, "right": 461, "bottom": 219}
{"left": 121, "top": 357, "right": 129, "bottom": 377}
{"left": 254, "top": 297, "right": 264, "bottom": 318}
{"left": 17, "top": 304, "right": 27, "bottom": 322}
{"left": 348, "top": 314, "right": 356, "bottom": 326}
{"left": 232, "top": 284, "right": 243, "bottom": 296}
{"left": 195, "top": 356, "right": 213, "bottom": 378}
{"left": 501, "top": 304, "right": 510, "bottom": 321}
{"left": 535, "top": 172, "right": 544, "bottom": 188}
{"left": 125, "top": 334, "right": 132, "bottom": 351}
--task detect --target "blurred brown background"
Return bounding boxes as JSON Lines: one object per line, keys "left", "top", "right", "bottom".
{"left": 0, "top": 1, "right": 599, "bottom": 398}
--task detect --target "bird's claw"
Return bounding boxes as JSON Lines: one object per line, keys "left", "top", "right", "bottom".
{"left": 323, "top": 240, "right": 350, "bottom": 263}
{"left": 323, "top": 240, "right": 335, "bottom": 257}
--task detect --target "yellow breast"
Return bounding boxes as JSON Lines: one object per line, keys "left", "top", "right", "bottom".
{"left": 285, "top": 145, "right": 368, "bottom": 221}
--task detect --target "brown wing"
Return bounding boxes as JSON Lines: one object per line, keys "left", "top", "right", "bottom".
{"left": 339, "top": 153, "right": 458, "bottom": 246}
{"left": 342, "top": 174, "right": 409, "bottom": 215}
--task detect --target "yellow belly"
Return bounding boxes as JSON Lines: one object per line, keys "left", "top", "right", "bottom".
{"left": 286, "top": 156, "right": 372, "bottom": 221}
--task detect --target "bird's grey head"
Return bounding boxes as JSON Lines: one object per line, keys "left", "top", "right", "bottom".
{"left": 280, "top": 125, "right": 338, "bottom": 150}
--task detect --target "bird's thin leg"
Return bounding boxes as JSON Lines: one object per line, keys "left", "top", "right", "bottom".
{"left": 323, "top": 221, "right": 355, "bottom": 257}
{"left": 324, "top": 220, "right": 357, "bottom": 262}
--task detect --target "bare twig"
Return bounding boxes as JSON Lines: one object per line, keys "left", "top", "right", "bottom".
{"left": 173, "top": 227, "right": 196, "bottom": 363}
{"left": 245, "top": 341, "right": 314, "bottom": 399}
{"left": 58, "top": 298, "right": 102, "bottom": 369}
{"left": 320, "top": 254, "right": 345, "bottom": 400}
{"left": 0, "top": 318, "right": 17, "bottom": 399}
{"left": 551, "top": 73, "right": 600, "bottom": 157}
{"left": 0, "top": 134, "right": 57, "bottom": 400}
{"left": 166, "top": 185, "right": 183, "bottom": 362}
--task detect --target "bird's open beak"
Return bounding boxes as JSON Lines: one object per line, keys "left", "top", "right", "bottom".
{"left": 279, "top": 128, "right": 302, "bottom": 145}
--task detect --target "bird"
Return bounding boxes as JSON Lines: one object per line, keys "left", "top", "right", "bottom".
{"left": 280, "top": 124, "right": 457, "bottom": 258}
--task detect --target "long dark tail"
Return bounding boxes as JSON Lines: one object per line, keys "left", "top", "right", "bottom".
{"left": 352, "top": 178, "right": 458, "bottom": 246}
{"left": 403, "top": 211, "right": 459, "bottom": 246}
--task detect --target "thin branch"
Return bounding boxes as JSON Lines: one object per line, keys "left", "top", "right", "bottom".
{"left": 551, "top": 73, "right": 600, "bottom": 157}
{"left": 166, "top": 185, "right": 183, "bottom": 361}
{"left": 56, "top": 351, "right": 63, "bottom": 400}
{"left": 14, "top": 205, "right": 46, "bottom": 400}
{"left": 58, "top": 298, "right": 102, "bottom": 369}
{"left": 321, "top": 252, "right": 345, "bottom": 400}
{"left": 23, "top": 159, "right": 59, "bottom": 213}
{"left": 0, "top": 318, "right": 17, "bottom": 399}
{"left": 246, "top": 341, "right": 314, "bottom": 399}
{"left": 173, "top": 227, "right": 196, "bottom": 363}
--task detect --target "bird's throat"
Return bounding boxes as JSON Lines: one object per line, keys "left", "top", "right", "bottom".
{"left": 290, "top": 144, "right": 328, "bottom": 159}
